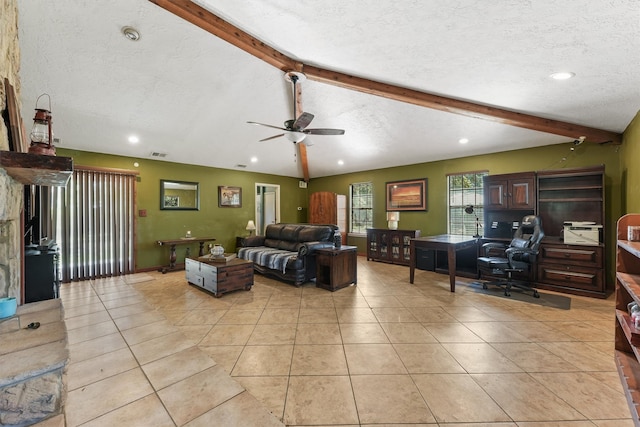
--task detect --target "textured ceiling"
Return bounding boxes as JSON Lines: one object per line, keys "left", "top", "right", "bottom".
{"left": 16, "top": 0, "right": 640, "bottom": 179}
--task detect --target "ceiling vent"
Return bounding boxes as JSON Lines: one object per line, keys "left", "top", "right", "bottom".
{"left": 149, "top": 151, "right": 167, "bottom": 158}
{"left": 235, "top": 164, "right": 247, "bottom": 168}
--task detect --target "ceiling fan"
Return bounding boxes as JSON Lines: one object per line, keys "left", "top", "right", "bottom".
{"left": 247, "top": 71, "right": 345, "bottom": 143}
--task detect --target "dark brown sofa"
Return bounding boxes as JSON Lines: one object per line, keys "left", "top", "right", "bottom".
{"left": 237, "top": 223, "right": 339, "bottom": 286}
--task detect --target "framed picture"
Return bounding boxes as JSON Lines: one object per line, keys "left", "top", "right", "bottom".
{"left": 386, "top": 178, "right": 428, "bottom": 211}
{"left": 164, "top": 195, "right": 179, "bottom": 207}
{"left": 218, "top": 186, "right": 242, "bottom": 207}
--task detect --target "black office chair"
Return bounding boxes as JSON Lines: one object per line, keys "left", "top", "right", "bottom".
{"left": 476, "top": 215, "right": 544, "bottom": 298}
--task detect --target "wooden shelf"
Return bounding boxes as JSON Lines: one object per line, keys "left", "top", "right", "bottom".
{"left": 538, "top": 197, "right": 603, "bottom": 203}
{"left": 0, "top": 151, "right": 72, "bottom": 186}
{"left": 616, "top": 214, "right": 640, "bottom": 426}
{"left": 620, "top": 241, "right": 640, "bottom": 259}
{"left": 539, "top": 185, "right": 602, "bottom": 191}
{"left": 617, "top": 309, "right": 640, "bottom": 347}
{"left": 618, "top": 272, "right": 640, "bottom": 297}
{"left": 615, "top": 349, "right": 640, "bottom": 425}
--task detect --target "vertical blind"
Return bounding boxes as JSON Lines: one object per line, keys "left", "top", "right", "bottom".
{"left": 50, "top": 167, "right": 137, "bottom": 282}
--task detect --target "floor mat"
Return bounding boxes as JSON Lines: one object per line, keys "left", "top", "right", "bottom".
{"left": 468, "top": 281, "right": 572, "bottom": 310}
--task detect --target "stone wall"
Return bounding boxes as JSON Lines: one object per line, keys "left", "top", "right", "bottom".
{"left": 0, "top": 0, "right": 24, "bottom": 302}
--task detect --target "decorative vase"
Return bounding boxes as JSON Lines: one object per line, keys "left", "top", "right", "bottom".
{"left": 211, "top": 244, "right": 224, "bottom": 257}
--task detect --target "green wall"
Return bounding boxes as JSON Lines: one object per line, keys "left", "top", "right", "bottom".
{"left": 57, "top": 149, "right": 309, "bottom": 270}
{"left": 621, "top": 111, "right": 640, "bottom": 214}
{"left": 59, "top": 128, "right": 633, "bottom": 278}
{"left": 310, "top": 141, "right": 622, "bottom": 255}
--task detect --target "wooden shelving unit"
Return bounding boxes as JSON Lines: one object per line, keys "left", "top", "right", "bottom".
{"left": 615, "top": 213, "right": 640, "bottom": 426}
{"left": 536, "top": 165, "right": 608, "bottom": 298}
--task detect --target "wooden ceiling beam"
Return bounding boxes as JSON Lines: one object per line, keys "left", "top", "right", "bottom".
{"left": 293, "top": 75, "right": 310, "bottom": 182}
{"left": 303, "top": 66, "right": 622, "bottom": 145}
{"left": 148, "top": 0, "right": 300, "bottom": 72}
{"left": 149, "top": 0, "right": 622, "bottom": 145}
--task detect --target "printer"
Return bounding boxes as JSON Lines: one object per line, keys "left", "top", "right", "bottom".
{"left": 563, "top": 221, "right": 602, "bottom": 245}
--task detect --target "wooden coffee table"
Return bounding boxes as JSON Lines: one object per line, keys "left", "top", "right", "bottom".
{"left": 185, "top": 256, "right": 253, "bottom": 297}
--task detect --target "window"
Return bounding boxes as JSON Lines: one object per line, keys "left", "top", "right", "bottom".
{"left": 448, "top": 171, "right": 487, "bottom": 236}
{"left": 350, "top": 182, "right": 373, "bottom": 234}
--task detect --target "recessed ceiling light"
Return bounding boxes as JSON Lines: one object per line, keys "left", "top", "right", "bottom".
{"left": 122, "top": 26, "right": 140, "bottom": 41}
{"left": 128, "top": 135, "right": 139, "bottom": 143}
{"left": 337, "top": 160, "right": 344, "bottom": 165}
{"left": 458, "top": 138, "right": 469, "bottom": 144}
{"left": 550, "top": 71, "right": 575, "bottom": 80}
{"left": 250, "top": 156, "right": 258, "bottom": 163}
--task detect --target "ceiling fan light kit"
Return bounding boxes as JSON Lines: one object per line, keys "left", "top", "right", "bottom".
{"left": 247, "top": 71, "right": 345, "bottom": 144}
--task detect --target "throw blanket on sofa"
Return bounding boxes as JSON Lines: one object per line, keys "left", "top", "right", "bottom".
{"left": 238, "top": 247, "right": 297, "bottom": 273}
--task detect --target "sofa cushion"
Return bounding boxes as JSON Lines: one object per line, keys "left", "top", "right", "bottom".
{"left": 279, "top": 225, "right": 302, "bottom": 241}
{"left": 265, "top": 225, "right": 283, "bottom": 240}
{"left": 277, "top": 240, "right": 301, "bottom": 252}
{"left": 298, "top": 226, "right": 333, "bottom": 242}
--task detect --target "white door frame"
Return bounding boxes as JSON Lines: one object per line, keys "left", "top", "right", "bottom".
{"left": 255, "top": 182, "right": 281, "bottom": 235}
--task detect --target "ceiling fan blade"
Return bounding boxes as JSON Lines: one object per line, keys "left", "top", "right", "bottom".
{"left": 303, "top": 128, "right": 346, "bottom": 135}
{"left": 291, "top": 112, "right": 314, "bottom": 130}
{"left": 247, "top": 121, "right": 288, "bottom": 131}
{"left": 259, "top": 134, "right": 285, "bottom": 142}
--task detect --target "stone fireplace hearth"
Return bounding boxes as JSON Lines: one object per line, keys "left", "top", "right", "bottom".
{"left": 0, "top": 299, "right": 68, "bottom": 426}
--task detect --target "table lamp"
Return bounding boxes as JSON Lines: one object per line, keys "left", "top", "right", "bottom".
{"left": 387, "top": 211, "right": 400, "bottom": 230}
{"left": 246, "top": 220, "right": 256, "bottom": 235}
{"left": 464, "top": 205, "right": 481, "bottom": 238}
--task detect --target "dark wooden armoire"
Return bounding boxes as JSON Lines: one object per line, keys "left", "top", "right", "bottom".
{"left": 309, "top": 191, "right": 347, "bottom": 245}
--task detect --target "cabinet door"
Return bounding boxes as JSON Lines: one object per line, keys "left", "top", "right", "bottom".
{"left": 379, "top": 231, "right": 390, "bottom": 259}
{"left": 367, "top": 230, "right": 378, "bottom": 260}
{"left": 389, "top": 232, "right": 402, "bottom": 262}
{"left": 309, "top": 192, "right": 337, "bottom": 224}
{"left": 509, "top": 178, "right": 535, "bottom": 209}
{"left": 401, "top": 233, "right": 413, "bottom": 263}
{"left": 485, "top": 179, "right": 507, "bottom": 209}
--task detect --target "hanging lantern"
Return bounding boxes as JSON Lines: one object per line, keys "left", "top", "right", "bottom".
{"left": 29, "top": 93, "right": 56, "bottom": 156}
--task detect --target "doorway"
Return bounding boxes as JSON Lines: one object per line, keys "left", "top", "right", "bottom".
{"left": 255, "top": 183, "right": 280, "bottom": 235}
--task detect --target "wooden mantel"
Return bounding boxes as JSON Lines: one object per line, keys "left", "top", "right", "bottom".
{"left": 0, "top": 151, "right": 73, "bottom": 187}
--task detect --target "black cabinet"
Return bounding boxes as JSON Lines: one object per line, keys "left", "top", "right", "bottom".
{"left": 25, "top": 249, "right": 59, "bottom": 303}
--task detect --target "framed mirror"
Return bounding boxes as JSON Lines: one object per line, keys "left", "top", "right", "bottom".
{"left": 160, "top": 180, "right": 200, "bottom": 210}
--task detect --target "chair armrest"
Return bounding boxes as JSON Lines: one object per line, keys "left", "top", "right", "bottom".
{"left": 298, "top": 241, "right": 334, "bottom": 256}
{"left": 240, "top": 235, "right": 265, "bottom": 247}
{"left": 505, "top": 247, "right": 538, "bottom": 263}
{"left": 481, "top": 242, "right": 507, "bottom": 256}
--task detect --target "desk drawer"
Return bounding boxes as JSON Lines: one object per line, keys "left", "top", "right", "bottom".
{"left": 537, "top": 263, "right": 603, "bottom": 292}
{"left": 540, "top": 244, "right": 603, "bottom": 268}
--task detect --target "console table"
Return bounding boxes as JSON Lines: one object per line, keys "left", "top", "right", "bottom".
{"left": 409, "top": 234, "right": 478, "bottom": 292}
{"left": 157, "top": 237, "right": 216, "bottom": 273}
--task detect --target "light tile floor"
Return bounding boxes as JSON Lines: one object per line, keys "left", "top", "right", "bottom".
{"left": 54, "top": 257, "right": 634, "bottom": 426}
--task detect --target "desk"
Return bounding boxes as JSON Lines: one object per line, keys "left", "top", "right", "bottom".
{"left": 157, "top": 237, "right": 216, "bottom": 273}
{"left": 409, "top": 234, "right": 477, "bottom": 292}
